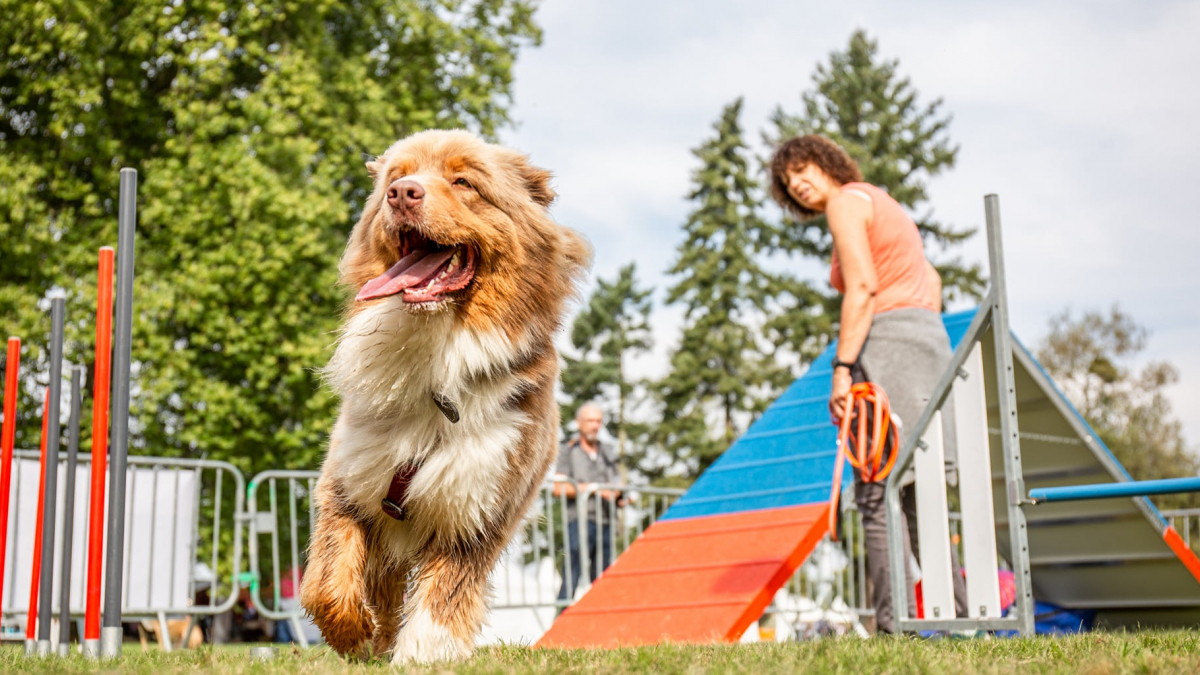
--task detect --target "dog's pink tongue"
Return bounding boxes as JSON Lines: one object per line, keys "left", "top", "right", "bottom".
{"left": 356, "top": 248, "right": 456, "bottom": 302}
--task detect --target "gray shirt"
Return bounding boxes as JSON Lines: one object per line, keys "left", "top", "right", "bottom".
{"left": 555, "top": 437, "right": 620, "bottom": 522}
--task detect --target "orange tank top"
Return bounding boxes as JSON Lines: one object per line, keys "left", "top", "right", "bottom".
{"left": 830, "top": 183, "right": 937, "bottom": 314}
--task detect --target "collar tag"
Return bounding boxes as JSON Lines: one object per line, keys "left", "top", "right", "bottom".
{"left": 431, "top": 391, "right": 460, "bottom": 423}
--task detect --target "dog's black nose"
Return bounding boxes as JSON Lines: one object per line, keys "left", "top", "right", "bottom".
{"left": 387, "top": 179, "right": 425, "bottom": 210}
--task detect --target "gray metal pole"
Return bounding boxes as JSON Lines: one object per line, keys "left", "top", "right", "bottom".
{"left": 37, "top": 292, "right": 66, "bottom": 656}
{"left": 57, "top": 365, "right": 84, "bottom": 656}
{"left": 101, "top": 168, "right": 137, "bottom": 659}
{"left": 984, "top": 194, "right": 1035, "bottom": 637}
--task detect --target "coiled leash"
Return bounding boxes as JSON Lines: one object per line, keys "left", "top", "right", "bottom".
{"left": 828, "top": 382, "right": 898, "bottom": 541}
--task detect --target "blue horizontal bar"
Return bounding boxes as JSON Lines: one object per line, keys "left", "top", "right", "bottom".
{"left": 1029, "top": 477, "right": 1200, "bottom": 503}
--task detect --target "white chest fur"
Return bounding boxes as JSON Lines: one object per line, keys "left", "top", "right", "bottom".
{"left": 324, "top": 299, "right": 530, "bottom": 538}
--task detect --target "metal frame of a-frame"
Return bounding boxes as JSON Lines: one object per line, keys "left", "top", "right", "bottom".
{"left": 884, "top": 194, "right": 1037, "bottom": 636}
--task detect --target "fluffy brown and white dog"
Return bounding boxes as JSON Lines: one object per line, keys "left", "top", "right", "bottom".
{"left": 299, "top": 130, "right": 590, "bottom": 663}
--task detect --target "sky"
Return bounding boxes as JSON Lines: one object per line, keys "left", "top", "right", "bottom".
{"left": 500, "top": 0, "right": 1200, "bottom": 445}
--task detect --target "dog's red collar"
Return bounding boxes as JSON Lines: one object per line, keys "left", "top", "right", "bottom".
{"left": 381, "top": 392, "right": 457, "bottom": 520}
{"left": 382, "top": 464, "right": 419, "bottom": 521}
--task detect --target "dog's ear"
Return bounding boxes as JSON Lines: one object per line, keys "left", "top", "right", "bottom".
{"left": 365, "top": 159, "right": 382, "bottom": 179}
{"left": 496, "top": 148, "right": 556, "bottom": 207}
{"left": 521, "top": 164, "right": 556, "bottom": 207}
{"left": 559, "top": 228, "right": 594, "bottom": 281}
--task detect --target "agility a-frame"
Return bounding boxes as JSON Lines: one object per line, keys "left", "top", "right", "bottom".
{"left": 885, "top": 195, "right": 1200, "bottom": 636}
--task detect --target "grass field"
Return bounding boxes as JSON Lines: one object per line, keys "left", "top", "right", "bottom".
{"left": 3, "top": 633, "right": 1200, "bottom": 675}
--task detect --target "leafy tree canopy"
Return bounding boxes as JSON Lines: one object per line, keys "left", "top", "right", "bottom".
{"left": 1038, "top": 306, "right": 1198, "bottom": 509}
{"left": 0, "top": 0, "right": 541, "bottom": 475}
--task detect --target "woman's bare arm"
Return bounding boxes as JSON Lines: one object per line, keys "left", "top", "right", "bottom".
{"left": 925, "top": 259, "right": 942, "bottom": 312}
{"left": 826, "top": 193, "right": 876, "bottom": 420}
{"left": 827, "top": 193, "right": 877, "bottom": 364}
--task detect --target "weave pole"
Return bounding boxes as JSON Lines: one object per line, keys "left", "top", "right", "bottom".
{"left": 0, "top": 338, "right": 19, "bottom": 615}
{"left": 101, "top": 169, "right": 137, "bottom": 659}
{"left": 25, "top": 390, "right": 50, "bottom": 656}
{"left": 37, "top": 292, "right": 67, "bottom": 657}
{"left": 57, "top": 365, "right": 85, "bottom": 656}
{"left": 83, "top": 247, "right": 114, "bottom": 659}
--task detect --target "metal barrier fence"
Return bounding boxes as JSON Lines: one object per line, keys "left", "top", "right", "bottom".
{"left": 1164, "top": 508, "right": 1200, "bottom": 555}
{"left": 242, "top": 473, "right": 686, "bottom": 641}
{"left": 244, "top": 470, "right": 318, "bottom": 646}
{"left": 564, "top": 483, "right": 684, "bottom": 604}
{"left": 1, "top": 450, "right": 243, "bottom": 650}
{"left": 9, "top": 450, "right": 1030, "bottom": 647}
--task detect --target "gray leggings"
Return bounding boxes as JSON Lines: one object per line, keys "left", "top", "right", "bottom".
{"left": 850, "top": 308, "right": 967, "bottom": 633}
{"left": 855, "top": 479, "right": 968, "bottom": 633}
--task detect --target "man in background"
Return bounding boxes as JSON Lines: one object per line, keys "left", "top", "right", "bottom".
{"left": 553, "top": 403, "right": 622, "bottom": 608}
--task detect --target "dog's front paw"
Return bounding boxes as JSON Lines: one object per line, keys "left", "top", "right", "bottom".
{"left": 391, "top": 605, "right": 473, "bottom": 664}
{"left": 306, "top": 595, "right": 374, "bottom": 657}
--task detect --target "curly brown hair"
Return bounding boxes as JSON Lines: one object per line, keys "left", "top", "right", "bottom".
{"left": 768, "top": 135, "right": 863, "bottom": 221}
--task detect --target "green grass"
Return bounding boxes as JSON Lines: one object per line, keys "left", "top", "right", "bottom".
{"left": 3, "top": 633, "right": 1200, "bottom": 674}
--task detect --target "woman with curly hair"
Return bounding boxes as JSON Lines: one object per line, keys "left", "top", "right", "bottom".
{"left": 768, "top": 134, "right": 965, "bottom": 634}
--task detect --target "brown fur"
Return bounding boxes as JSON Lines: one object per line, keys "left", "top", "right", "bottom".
{"left": 301, "top": 130, "right": 590, "bottom": 663}
{"left": 300, "top": 474, "right": 374, "bottom": 657}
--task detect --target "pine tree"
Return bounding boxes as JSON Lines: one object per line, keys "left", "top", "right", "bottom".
{"left": 560, "top": 263, "right": 654, "bottom": 476}
{"left": 767, "top": 29, "right": 985, "bottom": 304}
{"left": 655, "top": 99, "right": 792, "bottom": 482}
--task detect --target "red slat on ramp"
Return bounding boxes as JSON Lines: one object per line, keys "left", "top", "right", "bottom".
{"left": 536, "top": 502, "right": 830, "bottom": 648}
{"left": 1164, "top": 526, "right": 1200, "bottom": 586}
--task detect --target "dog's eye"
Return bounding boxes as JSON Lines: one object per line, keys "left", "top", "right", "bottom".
{"left": 452, "top": 177, "right": 472, "bottom": 189}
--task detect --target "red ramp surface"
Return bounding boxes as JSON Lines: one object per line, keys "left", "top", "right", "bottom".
{"left": 537, "top": 503, "right": 829, "bottom": 648}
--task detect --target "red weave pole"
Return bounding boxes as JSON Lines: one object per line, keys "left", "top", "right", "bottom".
{"left": 85, "top": 247, "right": 114, "bottom": 642}
{"left": 26, "top": 390, "right": 49, "bottom": 641}
{"left": 0, "top": 338, "right": 20, "bottom": 611}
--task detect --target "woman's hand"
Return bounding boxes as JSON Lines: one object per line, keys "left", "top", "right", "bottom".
{"left": 830, "top": 367, "right": 853, "bottom": 422}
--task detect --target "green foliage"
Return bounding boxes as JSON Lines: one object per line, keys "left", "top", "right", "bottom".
{"left": 767, "top": 29, "right": 985, "bottom": 305}
{"left": 560, "top": 263, "right": 654, "bottom": 474}
{"left": 655, "top": 99, "right": 797, "bottom": 480}
{"left": 1038, "top": 306, "right": 1198, "bottom": 509}
{"left": 0, "top": 1, "right": 541, "bottom": 474}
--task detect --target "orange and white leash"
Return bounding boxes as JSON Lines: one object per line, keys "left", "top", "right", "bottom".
{"left": 828, "top": 382, "right": 897, "bottom": 540}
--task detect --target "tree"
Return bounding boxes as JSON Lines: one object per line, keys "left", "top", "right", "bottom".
{"left": 1037, "top": 306, "right": 1198, "bottom": 509}
{"left": 767, "top": 29, "right": 985, "bottom": 305}
{"left": 654, "top": 99, "right": 794, "bottom": 483}
{"left": 0, "top": 1, "right": 541, "bottom": 475}
{"left": 560, "top": 263, "right": 654, "bottom": 476}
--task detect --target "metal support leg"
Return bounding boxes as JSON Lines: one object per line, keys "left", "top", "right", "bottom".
{"left": 156, "top": 612, "right": 171, "bottom": 652}
{"left": 290, "top": 616, "right": 309, "bottom": 648}
{"left": 984, "top": 194, "right": 1035, "bottom": 637}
